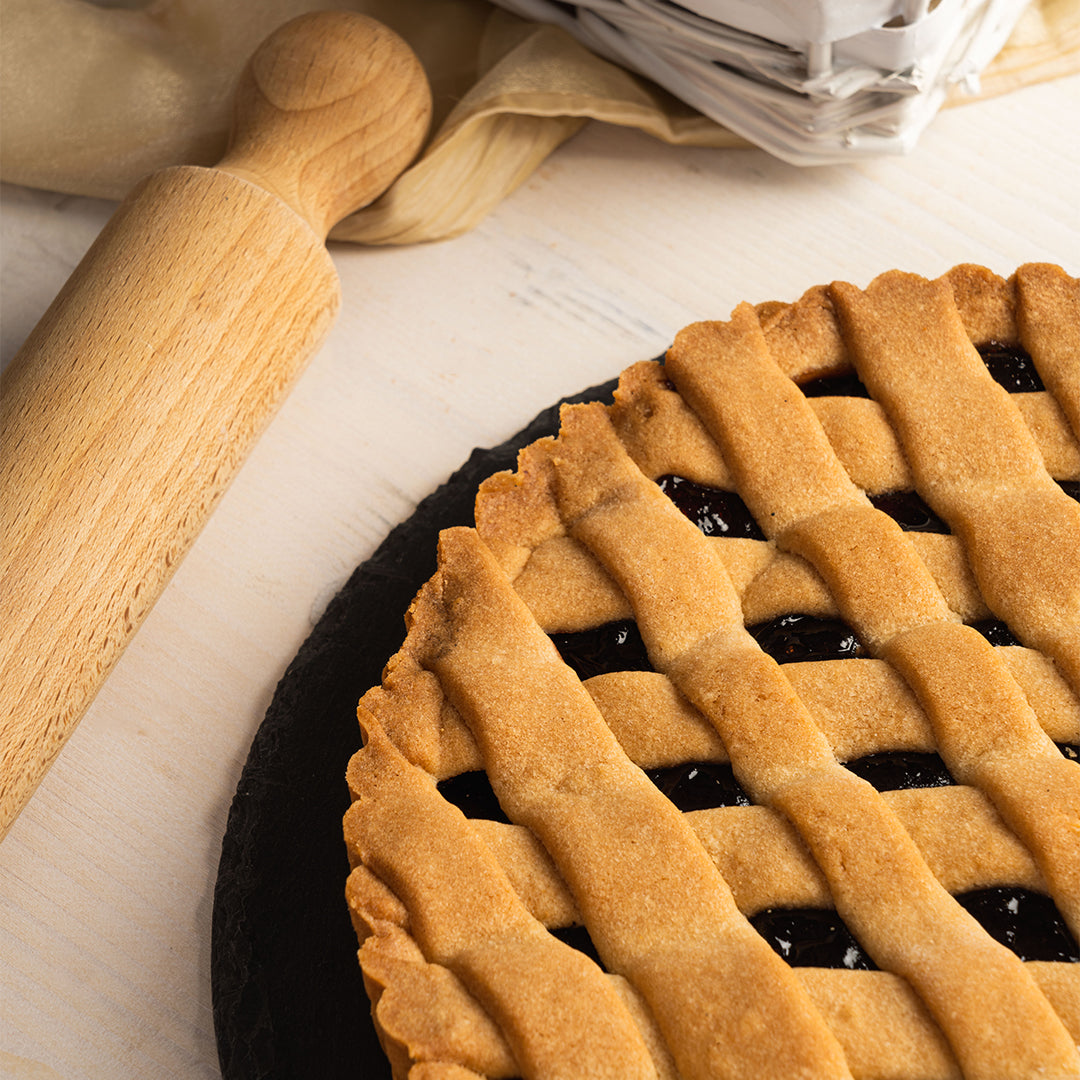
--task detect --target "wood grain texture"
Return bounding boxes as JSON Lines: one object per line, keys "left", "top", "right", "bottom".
{"left": 219, "top": 11, "right": 432, "bottom": 240}
{"left": 0, "top": 12, "right": 431, "bottom": 837}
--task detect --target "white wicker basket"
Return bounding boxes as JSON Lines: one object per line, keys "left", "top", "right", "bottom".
{"left": 493, "top": 0, "right": 1030, "bottom": 163}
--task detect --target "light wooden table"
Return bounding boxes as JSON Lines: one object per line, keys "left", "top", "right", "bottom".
{"left": 2, "top": 71, "right": 1078, "bottom": 1080}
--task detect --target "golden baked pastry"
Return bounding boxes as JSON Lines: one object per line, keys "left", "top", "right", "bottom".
{"left": 343, "top": 263, "right": 1080, "bottom": 1080}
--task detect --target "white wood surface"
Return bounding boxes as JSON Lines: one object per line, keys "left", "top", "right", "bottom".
{"left": 2, "top": 71, "right": 1079, "bottom": 1080}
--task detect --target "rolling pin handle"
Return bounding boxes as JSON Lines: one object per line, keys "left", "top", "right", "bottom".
{"left": 219, "top": 11, "right": 432, "bottom": 239}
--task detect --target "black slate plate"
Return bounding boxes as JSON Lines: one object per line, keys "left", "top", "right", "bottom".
{"left": 211, "top": 378, "right": 617, "bottom": 1080}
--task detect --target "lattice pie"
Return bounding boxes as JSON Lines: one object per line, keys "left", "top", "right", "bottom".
{"left": 343, "top": 263, "right": 1080, "bottom": 1080}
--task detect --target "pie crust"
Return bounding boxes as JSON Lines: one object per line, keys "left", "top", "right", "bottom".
{"left": 343, "top": 263, "right": 1080, "bottom": 1080}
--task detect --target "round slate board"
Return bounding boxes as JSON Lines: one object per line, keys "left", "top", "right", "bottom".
{"left": 211, "top": 378, "right": 618, "bottom": 1080}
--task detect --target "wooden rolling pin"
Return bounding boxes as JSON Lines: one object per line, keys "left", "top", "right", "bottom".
{"left": 0, "top": 11, "right": 432, "bottom": 838}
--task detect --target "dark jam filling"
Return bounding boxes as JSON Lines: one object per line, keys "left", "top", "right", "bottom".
{"left": 1060, "top": 479, "right": 1080, "bottom": 502}
{"left": 550, "top": 890, "right": 1080, "bottom": 972}
{"left": 550, "top": 924, "right": 607, "bottom": 970}
{"left": 867, "top": 491, "right": 950, "bottom": 533}
{"left": 647, "top": 751, "right": 970, "bottom": 811}
{"left": 977, "top": 341, "right": 1044, "bottom": 392}
{"left": 646, "top": 761, "right": 751, "bottom": 811}
{"left": 971, "top": 618, "right": 1022, "bottom": 646}
{"left": 550, "top": 619, "right": 654, "bottom": 681}
{"left": 660, "top": 474, "right": 952, "bottom": 537}
{"left": 437, "top": 771, "right": 511, "bottom": 824}
{"left": 795, "top": 344, "right": 1043, "bottom": 397}
{"left": 956, "top": 888, "right": 1080, "bottom": 962}
{"left": 798, "top": 372, "right": 872, "bottom": 398}
{"left": 844, "top": 751, "right": 955, "bottom": 790}
{"left": 439, "top": 748, "right": 1035, "bottom": 824}
{"left": 749, "top": 614, "right": 868, "bottom": 664}
{"left": 750, "top": 888, "right": 1080, "bottom": 968}
{"left": 657, "top": 475, "right": 766, "bottom": 540}
{"left": 750, "top": 908, "right": 877, "bottom": 969}
{"left": 552, "top": 613, "right": 871, "bottom": 674}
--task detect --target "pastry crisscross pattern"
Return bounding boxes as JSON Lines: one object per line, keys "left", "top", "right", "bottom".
{"left": 343, "top": 263, "right": 1080, "bottom": 1080}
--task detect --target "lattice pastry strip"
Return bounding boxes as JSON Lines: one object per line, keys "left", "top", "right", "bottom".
{"left": 344, "top": 264, "right": 1080, "bottom": 1080}
{"left": 360, "top": 665, "right": 1068, "bottom": 909}
{"left": 350, "top": 897, "right": 1080, "bottom": 1080}
{"left": 347, "top": 764, "right": 1080, "bottom": 1080}
{"left": 1013, "top": 265, "right": 1080, "bottom": 448}
{"left": 509, "top": 523, "right": 995, "bottom": 631}
{"left": 609, "top": 359, "right": 1080, "bottom": 491}
{"left": 472, "top": 785, "right": 1048, "bottom": 916}
{"left": 361, "top": 647, "right": 1078, "bottom": 783}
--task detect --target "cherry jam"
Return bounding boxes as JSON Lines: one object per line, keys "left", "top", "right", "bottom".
{"left": 977, "top": 342, "right": 1044, "bottom": 392}
{"left": 794, "top": 343, "right": 1045, "bottom": 397}
{"left": 748, "top": 614, "right": 867, "bottom": 664}
{"left": 799, "top": 372, "right": 872, "bottom": 398}
{"left": 550, "top": 620, "right": 653, "bottom": 681}
{"left": 645, "top": 761, "right": 751, "bottom": 811}
{"left": 867, "top": 491, "right": 949, "bottom": 533}
{"left": 657, "top": 474, "right": 766, "bottom": 540}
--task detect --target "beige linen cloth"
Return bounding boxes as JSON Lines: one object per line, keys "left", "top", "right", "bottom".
{"left": 2, "top": 0, "right": 1078, "bottom": 245}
